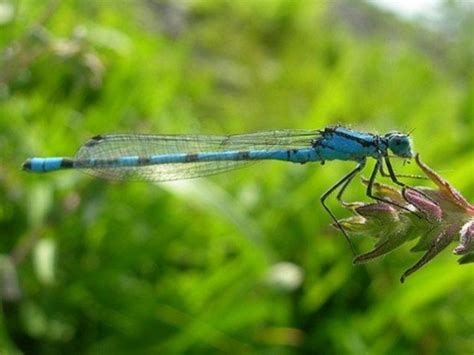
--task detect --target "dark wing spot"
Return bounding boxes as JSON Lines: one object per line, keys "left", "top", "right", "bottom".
{"left": 84, "top": 135, "right": 104, "bottom": 147}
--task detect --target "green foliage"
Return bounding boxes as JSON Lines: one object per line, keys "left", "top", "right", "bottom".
{"left": 0, "top": 0, "right": 473, "bottom": 354}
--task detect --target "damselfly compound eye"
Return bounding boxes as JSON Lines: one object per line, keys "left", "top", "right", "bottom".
{"left": 386, "top": 133, "right": 413, "bottom": 159}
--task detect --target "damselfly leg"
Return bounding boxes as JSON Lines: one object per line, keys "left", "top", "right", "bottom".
{"left": 383, "top": 156, "right": 437, "bottom": 209}
{"left": 366, "top": 159, "right": 423, "bottom": 218}
{"left": 379, "top": 161, "right": 428, "bottom": 180}
{"left": 320, "top": 160, "right": 366, "bottom": 256}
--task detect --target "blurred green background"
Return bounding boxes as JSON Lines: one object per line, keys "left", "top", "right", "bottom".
{"left": 1, "top": 0, "right": 473, "bottom": 354}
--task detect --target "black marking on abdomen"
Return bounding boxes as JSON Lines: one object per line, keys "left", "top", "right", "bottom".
{"left": 138, "top": 157, "right": 151, "bottom": 166}
{"left": 185, "top": 154, "right": 199, "bottom": 162}
{"left": 237, "top": 151, "right": 250, "bottom": 160}
{"left": 61, "top": 158, "right": 74, "bottom": 168}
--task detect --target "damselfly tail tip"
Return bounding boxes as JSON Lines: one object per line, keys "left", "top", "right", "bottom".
{"left": 22, "top": 159, "right": 32, "bottom": 171}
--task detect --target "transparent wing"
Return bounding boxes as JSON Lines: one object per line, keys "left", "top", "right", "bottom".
{"left": 75, "top": 129, "right": 319, "bottom": 181}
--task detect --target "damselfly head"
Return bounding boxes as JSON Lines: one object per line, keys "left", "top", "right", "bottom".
{"left": 385, "top": 132, "right": 414, "bottom": 158}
